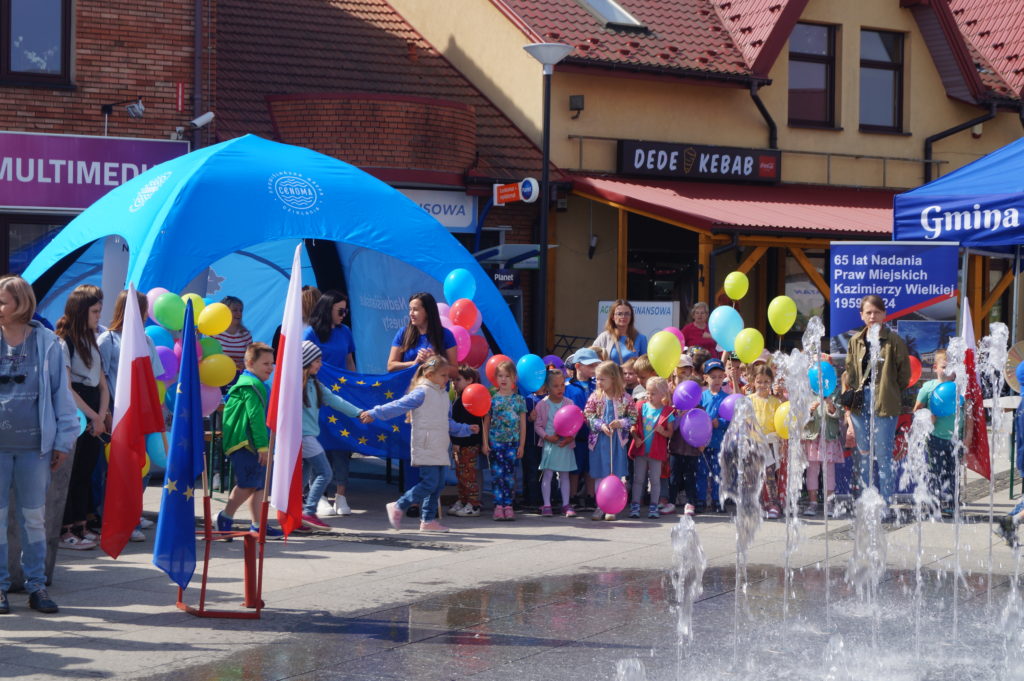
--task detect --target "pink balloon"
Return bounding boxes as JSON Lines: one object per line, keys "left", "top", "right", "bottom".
{"left": 596, "top": 475, "right": 628, "bottom": 515}
{"left": 553, "top": 404, "right": 584, "bottom": 437}
{"left": 664, "top": 325, "right": 686, "bottom": 347}
{"left": 437, "top": 302, "right": 450, "bottom": 319}
{"left": 440, "top": 316, "right": 454, "bottom": 330}
{"left": 470, "top": 311, "right": 482, "bottom": 334}
{"left": 452, "top": 325, "right": 471, "bottom": 362}
{"left": 173, "top": 339, "right": 202, "bottom": 359}
{"left": 155, "top": 346, "right": 179, "bottom": 382}
{"left": 147, "top": 287, "right": 170, "bottom": 323}
{"left": 200, "top": 384, "right": 222, "bottom": 417}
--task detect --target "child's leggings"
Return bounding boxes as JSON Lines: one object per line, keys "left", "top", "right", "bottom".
{"left": 540, "top": 469, "right": 571, "bottom": 508}
{"left": 696, "top": 447, "right": 721, "bottom": 509}
{"left": 489, "top": 441, "right": 518, "bottom": 507}
{"left": 453, "top": 444, "right": 481, "bottom": 507}
{"left": 631, "top": 456, "right": 662, "bottom": 505}
{"left": 805, "top": 460, "right": 835, "bottom": 493}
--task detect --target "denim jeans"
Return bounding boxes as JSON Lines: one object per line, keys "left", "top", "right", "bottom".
{"left": 396, "top": 465, "right": 446, "bottom": 522}
{"left": 303, "top": 452, "right": 332, "bottom": 515}
{"left": 324, "top": 449, "right": 352, "bottom": 498}
{"left": 0, "top": 449, "right": 51, "bottom": 594}
{"left": 848, "top": 393, "right": 899, "bottom": 503}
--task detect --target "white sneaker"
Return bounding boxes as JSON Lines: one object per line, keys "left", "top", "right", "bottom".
{"left": 448, "top": 500, "right": 465, "bottom": 515}
{"left": 803, "top": 502, "right": 818, "bottom": 517}
{"left": 59, "top": 533, "right": 96, "bottom": 550}
{"left": 129, "top": 528, "right": 145, "bottom": 542}
{"left": 658, "top": 503, "right": 676, "bottom": 515}
{"left": 334, "top": 496, "right": 352, "bottom": 516}
{"left": 138, "top": 516, "right": 155, "bottom": 529}
{"left": 317, "top": 497, "right": 337, "bottom": 517}
{"left": 456, "top": 504, "right": 480, "bottom": 517}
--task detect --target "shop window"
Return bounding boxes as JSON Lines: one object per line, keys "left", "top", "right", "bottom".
{"left": 859, "top": 29, "right": 903, "bottom": 132}
{"left": 0, "top": 215, "right": 66, "bottom": 274}
{"left": 788, "top": 23, "right": 836, "bottom": 127}
{"left": 1, "top": 0, "right": 71, "bottom": 85}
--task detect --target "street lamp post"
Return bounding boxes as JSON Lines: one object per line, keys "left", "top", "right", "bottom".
{"left": 524, "top": 42, "right": 573, "bottom": 354}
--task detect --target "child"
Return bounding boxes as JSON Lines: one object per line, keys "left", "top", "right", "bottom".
{"left": 585, "top": 360, "right": 637, "bottom": 521}
{"left": 628, "top": 377, "right": 676, "bottom": 519}
{"left": 913, "top": 349, "right": 965, "bottom": 512}
{"left": 631, "top": 354, "right": 655, "bottom": 401}
{"left": 218, "top": 343, "right": 282, "bottom": 539}
{"left": 482, "top": 359, "right": 527, "bottom": 521}
{"left": 672, "top": 355, "right": 694, "bottom": 387}
{"left": 533, "top": 369, "right": 578, "bottom": 517}
{"left": 668, "top": 406, "right": 701, "bottom": 516}
{"left": 450, "top": 365, "right": 483, "bottom": 517}
{"left": 699, "top": 358, "right": 730, "bottom": 513}
{"left": 568, "top": 348, "right": 601, "bottom": 509}
{"left": 362, "top": 356, "right": 478, "bottom": 532}
{"left": 724, "top": 353, "right": 746, "bottom": 395}
{"left": 622, "top": 358, "right": 639, "bottom": 394}
{"left": 749, "top": 365, "right": 782, "bottom": 519}
{"left": 802, "top": 379, "right": 843, "bottom": 516}
{"left": 298, "top": 341, "right": 364, "bottom": 530}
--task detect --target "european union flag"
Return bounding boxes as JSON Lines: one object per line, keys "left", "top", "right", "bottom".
{"left": 317, "top": 364, "right": 417, "bottom": 459}
{"left": 152, "top": 302, "right": 205, "bottom": 589}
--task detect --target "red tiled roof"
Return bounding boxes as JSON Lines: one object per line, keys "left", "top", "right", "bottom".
{"left": 493, "top": 0, "right": 754, "bottom": 80}
{"left": 949, "top": 0, "right": 1024, "bottom": 98}
{"left": 216, "top": 0, "right": 543, "bottom": 180}
{"left": 711, "top": 0, "right": 809, "bottom": 76}
{"left": 572, "top": 174, "right": 894, "bottom": 235}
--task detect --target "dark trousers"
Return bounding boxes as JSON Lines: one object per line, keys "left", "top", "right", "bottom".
{"left": 63, "top": 383, "right": 102, "bottom": 527}
{"left": 522, "top": 438, "right": 542, "bottom": 506}
{"left": 669, "top": 454, "right": 699, "bottom": 507}
{"left": 927, "top": 435, "right": 956, "bottom": 502}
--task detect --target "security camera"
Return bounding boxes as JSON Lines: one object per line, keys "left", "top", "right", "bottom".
{"left": 125, "top": 98, "right": 145, "bottom": 119}
{"left": 190, "top": 111, "right": 215, "bottom": 129}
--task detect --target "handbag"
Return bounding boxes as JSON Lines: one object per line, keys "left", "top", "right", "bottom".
{"left": 837, "top": 388, "right": 864, "bottom": 410}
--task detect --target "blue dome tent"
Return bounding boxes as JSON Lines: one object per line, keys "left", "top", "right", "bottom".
{"left": 23, "top": 134, "right": 527, "bottom": 371}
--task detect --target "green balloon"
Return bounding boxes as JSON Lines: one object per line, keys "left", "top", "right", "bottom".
{"left": 153, "top": 292, "right": 186, "bottom": 331}
{"left": 199, "top": 337, "right": 223, "bottom": 358}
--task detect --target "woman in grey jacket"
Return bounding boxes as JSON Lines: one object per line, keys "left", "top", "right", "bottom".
{"left": 0, "top": 275, "right": 78, "bottom": 614}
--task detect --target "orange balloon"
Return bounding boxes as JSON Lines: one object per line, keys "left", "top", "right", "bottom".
{"left": 462, "top": 383, "right": 492, "bottom": 417}
{"left": 908, "top": 355, "right": 922, "bottom": 388}
{"left": 449, "top": 298, "right": 479, "bottom": 330}
{"left": 485, "top": 354, "right": 512, "bottom": 385}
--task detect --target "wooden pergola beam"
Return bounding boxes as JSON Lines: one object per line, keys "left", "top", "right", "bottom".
{"left": 788, "top": 246, "right": 831, "bottom": 301}
{"left": 715, "top": 245, "right": 769, "bottom": 299}
{"left": 616, "top": 208, "right": 628, "bottom": 299}
{"left": 980, "top": 266, "right": 1015, "bottom": 321}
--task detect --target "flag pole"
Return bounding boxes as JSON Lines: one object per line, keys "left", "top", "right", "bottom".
{"left": 252, "top": 431, "right": 275, "bottom": 613}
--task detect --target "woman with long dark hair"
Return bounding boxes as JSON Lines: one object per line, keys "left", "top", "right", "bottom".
{"left": 55, "top": 285, "right": 110, "bottom": 550}
{"left": 303, "top": 290, "right": 355, "bottom": 371}
{"left": 386, "top": 292, "right": 457, "bottom": 373}
{"left": 0, "top": 275, "right": 78, "bottom": 613}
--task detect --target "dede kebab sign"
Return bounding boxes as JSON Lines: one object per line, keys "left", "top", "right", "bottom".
{"left": 829, "top": 241, "right": 958, "bottom": 336}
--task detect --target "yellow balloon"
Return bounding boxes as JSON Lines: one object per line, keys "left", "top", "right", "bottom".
{"left": 723, "top": 271, "right": 749, "bottom": 300}
{"left": 767, "top": 295, "right": 798, "bottom": 335}
{"left": 774, "top": 401, "right": 790, "bottom": 439}
{"left": 199, "top": 353, "right": 237, "bottom": 387}
{"left": 156, "top": 379, "right": 166, "bottom": 404}
{"left": 197, "top": 302, "right": 232, "bottom": 336}
{"left": 181, "top": 293, "right": 206, "bottom": 322}
{"left": 142, "top": 454, "right": 151, "bottom": 478}
{"left": 734, "top": 327, "right": 764, "bottom": 364}
{"left": 647, "top": 330, "right": 682, "bottom": 378}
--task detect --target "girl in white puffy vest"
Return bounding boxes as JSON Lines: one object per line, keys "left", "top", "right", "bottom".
{"left": 361, "top": 356, "right": 477, "bottom": 533}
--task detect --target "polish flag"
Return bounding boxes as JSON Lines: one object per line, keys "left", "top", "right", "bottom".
{"left": 961, "top": 299, "right": 990, "bottom": 479}
{"left": 102, "top": 285, "right": 166, "bottom": 558}
{"left": 268, "top": 245, "right": 304, "bottom": 536}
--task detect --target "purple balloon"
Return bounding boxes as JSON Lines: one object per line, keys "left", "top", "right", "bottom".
{"left": 682, "top": 409, "right": 713, "bottom": 448}
{"left": 672, "top": 380, "right": 702, "bottom": 411}
{"left": 719, "top": 393, "right": 740, "bottom": 422}
{"left": 155, "top": 346, "right": 179, "bottom": 383}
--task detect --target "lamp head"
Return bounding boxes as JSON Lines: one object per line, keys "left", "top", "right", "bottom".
{"left": 523, "top": 43, "right": 574, "bottom": 74}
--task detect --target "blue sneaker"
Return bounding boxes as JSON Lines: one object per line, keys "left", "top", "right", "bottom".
{"left": 250, "top": 523, "right": 284, "bottom": 540}
{"left": 216, "top": 512, "right": 234, "bottom": 542}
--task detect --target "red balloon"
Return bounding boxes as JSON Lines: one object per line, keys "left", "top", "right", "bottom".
{"left": 465, "top": 334, "right": 489, "bottom": 368}
{"left": 485, "top": 354, "right": 512, "bottom": 385}
{"left": 449, "top": 298, "right": 479, "bottom": 330}
{"left": 908, "top": 355, "right": 922, "bottom": 388}
{"left": 462, "top": 383, "right": 492, "bottom": 417}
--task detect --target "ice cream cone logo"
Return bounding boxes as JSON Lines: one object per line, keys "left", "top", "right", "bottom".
{"left": 683, "top": 147, "right": 696, "bottom": 174}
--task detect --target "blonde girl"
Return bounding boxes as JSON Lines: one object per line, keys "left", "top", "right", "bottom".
{"left": 628, "top": 377, "right": 676, "bottom": 519}
{"left": 532, "top": 369, "right": 577, "bottom": 517}
{"left": 749, "top": 365, "right": 782, "bottom": 519}
{"left": 584, "top": 360, "right": 637, "bottom": 521}
{"left": 802, "top": 369, "right": 843, "bottom": 517}
{"left": 363, "top": 356, "right": 477, "bottom": 532}
{"left": 482, "top": 360, "right": 527, "bottom": 521}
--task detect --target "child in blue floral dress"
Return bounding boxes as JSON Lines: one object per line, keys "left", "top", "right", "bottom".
{"left": 482, "top": 359, "right": 526, "bottom": 521}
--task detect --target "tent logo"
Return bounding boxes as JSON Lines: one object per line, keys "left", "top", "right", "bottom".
{"left": 269, "top": 171, "right": 322, "bottom": 215}
{"left": 129, "top": 171, "right": 172, "bottom": 213}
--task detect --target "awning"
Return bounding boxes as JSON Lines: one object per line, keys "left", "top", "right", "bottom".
{"left": 571, "top": 174, "right": 896, "bottom": 236}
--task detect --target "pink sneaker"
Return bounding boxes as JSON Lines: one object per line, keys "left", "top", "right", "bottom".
{"left": 493, "top": 506, "right": 504, "bottom": 521}
{"left": 563, "top": 505, "right": 577, "bottom": 518}
{"left": 419, "top": 520, "right": 450, "bottom": 532}
{"left": 503, "top": 505, "right": 516, "bottom": 521}
{"left": 386, "top": 502, "right": 403, "bottom": 530}
{"left": 301, "top": 513, "right": 330, "bottom": 529}
{"left": 684, "top": 504, "right": 695, "bottom": 517}
{"left": 541, "top": 505, "right": 553, "bottom": 517}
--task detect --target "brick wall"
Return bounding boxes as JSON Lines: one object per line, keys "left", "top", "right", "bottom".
{"left": 0, "top": 0, "right": 214, "bottom": 143}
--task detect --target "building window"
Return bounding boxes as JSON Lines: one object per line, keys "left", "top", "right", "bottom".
{"left": 2, "top": 0, "right": 71, "bottom": 85}
{"left": 860, "top": 29, "right": 903, "bottom": 132}
{"left": 575, "top": 0, "right": 645, "bottom": 29}
{"left": 788, "top": 23, "right": 836, "bottom": 127}
{"left": 0, "top": 215, "right": 66, "bottom": 275}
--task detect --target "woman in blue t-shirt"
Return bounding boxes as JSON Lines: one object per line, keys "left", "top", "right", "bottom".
{"left": 303, "top": 290, "right": 355, "bottom": 371}
{"left": 387, "top": 292, "right": 457, "bottom": 374}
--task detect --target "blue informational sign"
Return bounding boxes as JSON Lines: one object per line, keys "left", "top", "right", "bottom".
{"left": 829, "top": 241, "right": 959, "bottom": 337}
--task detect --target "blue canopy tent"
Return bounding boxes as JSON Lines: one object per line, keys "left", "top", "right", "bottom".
{"left": 23, "top": 134, "right": 528, "bottom": 372}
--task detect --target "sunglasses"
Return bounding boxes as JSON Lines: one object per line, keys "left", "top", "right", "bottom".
{"left": 0, "top": 374, "right": 25, "bottom": 384}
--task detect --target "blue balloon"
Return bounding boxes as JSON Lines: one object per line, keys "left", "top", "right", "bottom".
{"left": 1016, "top": 362, "right": 1024, "bottom": 391}
{"left": 930, "top": 381, "right": 959, "bottom": 417}
{"left": 164, "top": 381, "right": 178, "bottom": 411}
{"left": 77, "top": 409, "right": 87, "bottom": 436}
{"left": 517, "top": 354, "right": 547, "bottom": 393}
{"left": 146, "top": 432, "right": 168, "bottom": 468}
{"left": 708, "top": 306, "right": 743, "bottom": 352}
{"left": 444, "top": 268, "right": 477, "bottom": 304}
{"left": 145, "top": 324, "right": 174, "bottom": 349}
{"left": 808, "top": 361, "right": 837, "bottom": 396}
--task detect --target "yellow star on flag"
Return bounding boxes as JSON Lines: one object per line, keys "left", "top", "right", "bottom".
{"left": 358, "top": 436, "right": 368, "bottom": 445}
{"left": 372, "top": 381, "right": 382, "bottom": 387}
{"left": 183, "top": 486, "right": 194, "bottom": 500}
{"left": 384, "top": 391, "right": 394, "bottom": 399}
{"left": 377, "top": 433, "right": 387, "bottom": 442}
{"left": 331, "top": 383, "right": 341, "bottom": 392}
{"left": 339, "top": 429, "right": 350, "bottom": 438}
{"left": 356, "top": 380, "right": 366, "bottom": 385}
{"left": 327, "top": 415, "right": 338, "bottom": 424}
{"left": 339, "top": 376, "right": 348, "bottom": 384}
{"left": 164, "top": 479, "right": 178, "bottom": 494}
{"left": 392, "top": 425, "right": 400, "bottom": 433}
